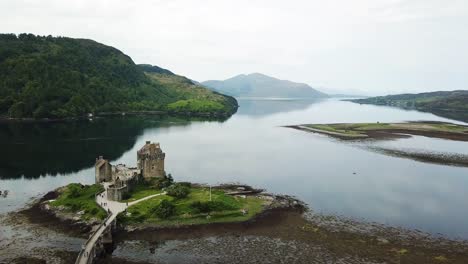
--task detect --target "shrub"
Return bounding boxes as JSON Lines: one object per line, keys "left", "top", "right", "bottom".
{"left": 166, "top": 183, "right": 190, "bottom": 199}
{"left": 153, "top": 200, "right": 175, "bottom": 219}
{"left": 152, "top": 174, "right": 174, "bottom": 189}
{"left": 177, "top": 182, "right": 192, "bottom": 188}
{"left": 90, "top": 207, "right": 99, "bottom": 215}
{"left": 190, "top": 201, "right": 236, "bottom": 214}
{"left": 67, "top": 184, "right": 82, "bottom": 198}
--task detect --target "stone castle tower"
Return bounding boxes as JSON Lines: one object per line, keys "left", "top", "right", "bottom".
{"left": 95, "top": 156, "right": 112, "bottom": 183}
{"left": 137, "top": 141, "right": 165, "bottom": 179}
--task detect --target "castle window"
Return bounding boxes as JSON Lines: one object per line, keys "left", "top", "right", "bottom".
{"left": 152, "top": 166, "right": 155, "bottom": 170}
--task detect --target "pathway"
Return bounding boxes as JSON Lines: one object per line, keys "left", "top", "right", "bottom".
{"left": 76, "top": 183, "right": 165, "bottom": 264}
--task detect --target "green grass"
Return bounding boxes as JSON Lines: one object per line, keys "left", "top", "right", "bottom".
{"left": 49, "top": 183, "right": 107, "bottom": 220}
{"left": 145, "top": 72, "right": 237, "bottom": 115}
{"left": 167, "top": 99, "right": 225, "bottom": 113}
{"left": 306, "top": 124, "right": 367, "bottom": 137}
{"left": 118, "top": 187, "right": 265, "bottom": 226}
{"left": 121, "top": 184, "right": 164, "bottom": 202}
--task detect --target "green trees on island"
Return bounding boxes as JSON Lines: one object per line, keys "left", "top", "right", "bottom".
{"left": 166, "top": 183, "right": 191, "bottom": 199}
{"left": 0, "top": 34, "right": 237, "bottom": 119}
{"left": 152, "top": 199, "right": 176, "bottom": 219}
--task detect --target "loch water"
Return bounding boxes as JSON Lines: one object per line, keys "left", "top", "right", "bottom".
{"left": 1, "top": 98, "right": 468, "bottom": 240}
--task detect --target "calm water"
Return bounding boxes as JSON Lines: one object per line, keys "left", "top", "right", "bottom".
{"left": 1, "top": 98, "right": 468, "bottom": 240}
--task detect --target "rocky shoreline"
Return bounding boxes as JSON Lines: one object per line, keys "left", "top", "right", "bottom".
{"left": 9, "top": 185, "right": 468, "bottom": 264}
{"left": 19, "top": 189, "right": 97, "bottom": 238}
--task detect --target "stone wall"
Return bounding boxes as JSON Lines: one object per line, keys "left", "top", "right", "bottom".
{"left": 107, "top": 185, "right": 128, "bottom": 201}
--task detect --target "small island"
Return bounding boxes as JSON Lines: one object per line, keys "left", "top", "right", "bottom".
{"left": 288, "top": 121, "right": 468, "bottom": 141}
{"left": 17, "top": 139, "right": 468, "bottom": 263}
{"left": 31, "top": 141, "right": 301, "bottom": 263}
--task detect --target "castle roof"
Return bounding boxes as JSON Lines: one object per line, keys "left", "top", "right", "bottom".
{"left": 95, "top": 156, "right": 108, "bottom": 166}
{"left": 137, "top": 141, "right": 163, "bottom": 155}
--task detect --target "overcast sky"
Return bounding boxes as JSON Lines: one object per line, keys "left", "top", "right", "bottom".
{"left": 1, "top": 0, "right": 467, "bottom": 95}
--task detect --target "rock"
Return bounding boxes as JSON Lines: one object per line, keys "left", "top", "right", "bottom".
{"left": 77, "top": 210, "right": 85, "bottom": 215}
{"left": 377, "top": 237, "right": 389, "bottom": 244}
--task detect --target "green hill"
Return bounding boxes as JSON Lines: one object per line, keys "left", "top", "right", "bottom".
{"left": 0, "top": 33, "right": 237, "bottom": 119}
{"left": 349, "top": 90, "right": 468, "bottom": 122}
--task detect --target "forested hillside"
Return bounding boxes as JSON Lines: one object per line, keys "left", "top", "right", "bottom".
{"left": 349, "top": 90, "right": 468, "bottom": 122}
{"left": 0, "top": 34, "right": 237, "bottom": 119}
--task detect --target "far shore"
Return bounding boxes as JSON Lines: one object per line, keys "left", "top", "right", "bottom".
{"left": 0, "top": 109, "right": 238, "bottom": 123}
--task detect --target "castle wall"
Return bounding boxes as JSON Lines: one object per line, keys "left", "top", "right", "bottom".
{"left": 137, "top": 141, "right": 166, "bottom": 180}
{"left": 107, "top": 185, "right": 128, "bottom": 201}
{"left": 140, "top": 157, "right": 165, "bottom": 179}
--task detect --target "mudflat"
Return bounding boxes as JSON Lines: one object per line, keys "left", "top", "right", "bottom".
{"left": 287, "top": 121, "right": 468, "bottom": 141}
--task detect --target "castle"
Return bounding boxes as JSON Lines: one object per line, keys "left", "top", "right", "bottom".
{"left": 95, "top": 141, "right": 166, "bottom": 201}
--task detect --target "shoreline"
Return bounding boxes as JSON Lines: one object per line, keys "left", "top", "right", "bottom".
{"left": 0, "top": 108, "right": 238, "bottom": 123}
{"left": 19, "top": 184, "right": 304, "bottom": 237}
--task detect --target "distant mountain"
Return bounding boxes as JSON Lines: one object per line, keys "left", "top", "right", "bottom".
{"left": 202, "top": 73, "right": 328, "bottom": 98}
{"left": 0, "top": 33, "right": 237, "bottom": 119}
{"left": 349, "top": 90, "right": 468, "bottom": 122}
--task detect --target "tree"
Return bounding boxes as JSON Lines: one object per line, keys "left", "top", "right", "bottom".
{"left": 166, "top": 183, "right": 190, "bottom": 199}
{"left": 153, "top": 200, "right": 175, "bottom": 219}
{"left": 67, "top": 184, "right": 81, "bottom": 198}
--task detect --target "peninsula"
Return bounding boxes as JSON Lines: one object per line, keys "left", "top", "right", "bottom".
{"left": 288, "top": 121, "right": 468, "bottom": 141}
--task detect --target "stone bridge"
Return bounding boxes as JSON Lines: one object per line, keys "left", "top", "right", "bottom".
{"left": 75, "top": 183, "right": 165, "bottom": 264}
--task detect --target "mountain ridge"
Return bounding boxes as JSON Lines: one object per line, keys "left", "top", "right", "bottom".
{"left": 202, "top": 73, "right": 328, "bottom": 98}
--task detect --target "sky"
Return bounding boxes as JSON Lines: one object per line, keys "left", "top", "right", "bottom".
{"left": 1, "top": 0, "right": 467, "bottom": 96}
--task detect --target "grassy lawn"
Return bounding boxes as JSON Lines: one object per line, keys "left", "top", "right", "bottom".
{"left": 49, "top": 183, "right": 107, "bottom": 220}
{"left": 118, "top": 187, "right": 265, "bottom": 226}
{"left": 121, "top": 184, "right": 164, "bottom": 202}
{"left": 306, "top": 124, "right": 367, "bottom": 137}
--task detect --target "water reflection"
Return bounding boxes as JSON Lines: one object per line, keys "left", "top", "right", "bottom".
{"left": 429, "top": 109, "right": 468, "bottom": 123}
{"left": 0, "top": 116, "right": 227, "bottom": 179}
{"left": 236, "top": 98, "right": 323, "bottom": 117}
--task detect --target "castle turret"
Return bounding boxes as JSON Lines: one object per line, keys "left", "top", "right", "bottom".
{"left": 137, "top": 141, "right": 165, "bottom": 179}
{"left": 95, "top": 156, "right": 112, "bottom": 183}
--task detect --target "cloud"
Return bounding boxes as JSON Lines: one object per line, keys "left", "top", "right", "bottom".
{"left": 1, "top": 0, "right": 467, "bottom": 95}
